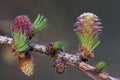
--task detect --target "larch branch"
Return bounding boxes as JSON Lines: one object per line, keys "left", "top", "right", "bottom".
{"left": 0, "top": 35, "right": 119, "bottom": 80}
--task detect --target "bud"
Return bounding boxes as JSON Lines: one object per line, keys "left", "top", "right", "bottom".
{"left": 54, "top": 58, "right": 66, "bottom": 74}
{"left": 53, "top": 41, "right": 63, "bottom": 50}
{"left": 96, "top": 62, "right": 106, "bottom": 72}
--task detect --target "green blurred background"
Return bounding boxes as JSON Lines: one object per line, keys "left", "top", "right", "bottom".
{"left": 0, "top": 0, "right": 120, "bottom": 80}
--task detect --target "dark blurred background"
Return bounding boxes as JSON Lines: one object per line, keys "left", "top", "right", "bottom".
{"left": 0, "top": 0, "right": 120, "bottom": 80}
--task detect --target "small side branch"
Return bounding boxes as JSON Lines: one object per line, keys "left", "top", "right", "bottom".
{"left": 0, "top": 35, "right": 119, "bottom": 80}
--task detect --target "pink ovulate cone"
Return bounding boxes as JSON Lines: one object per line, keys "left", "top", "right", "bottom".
{"left": 12, "top": 15, "right": 32, "bottom": 36}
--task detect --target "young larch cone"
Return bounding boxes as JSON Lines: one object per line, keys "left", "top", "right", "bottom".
{"left": 11, "top": 15, "right": 32, "bottom": 55}
{"left": 12, "top": 15, "right": 32, "bottom": 36}
{"left": 18, "top": 55, "right": 34, "bottom": 76}
{"left": 74, "top": 13, "right": 102, "bottom": 59}
{"left": 74, "top": 13, "right": 102, "bottom": 35}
